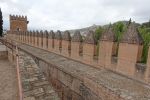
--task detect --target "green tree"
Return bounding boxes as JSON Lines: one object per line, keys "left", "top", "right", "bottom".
{"left": 94, "top": 26, "right": 104, "bottom": 57}
{"left": 113, "top": 21, "right": 126, "bottom": 42}
{"left": 112, "top": 21, "right": 126, "bottom": 56}
{"left": 139, "top": 27, "right": 150, "bottom": 63}
{"left": 0, "top": 8, "right": 3, "bottom": 37}
{"left": 94, "top": 26, "right": 103, "bottom": 42}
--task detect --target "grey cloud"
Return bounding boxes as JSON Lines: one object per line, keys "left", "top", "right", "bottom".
{"left": 0, "top": 0, "right": 150, "bottom": 31}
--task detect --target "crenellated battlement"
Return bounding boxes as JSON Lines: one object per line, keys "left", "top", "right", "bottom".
{"left": 5, "top": 21, "right": 150, "bottom": 100}
{"left": 4, "top": 14, "right": 150, "bottom": 100}
{"left": 7, "top": 22, "right": 150, "bottom": 85}
{"left": 10, "top": 15, "right": 27, "bottom": 21}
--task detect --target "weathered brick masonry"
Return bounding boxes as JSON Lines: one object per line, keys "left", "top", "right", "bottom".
{"left": 9, "top": 15, "right": 28, "bottom": 31}
{"left": 6, "top": 42, "right": 150, "bottom": 100}
{"left": 4, "top": 15, "right": 150, "bottom": 100}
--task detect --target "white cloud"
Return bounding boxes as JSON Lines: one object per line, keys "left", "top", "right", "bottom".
{"left": 0, "top": 0, "right": 150, "bottom": 31}
{"left": 11, "top": 0, "right": 18, "bottom": 3}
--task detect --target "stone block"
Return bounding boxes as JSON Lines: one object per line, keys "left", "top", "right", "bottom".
{"left": 48, "top": 39, "right": 54, "bottom": 52}
{"left": 58, "top": 70, "right": 73, "bottom": 87}
{"left": 24, "top": 97, "right": 35, "bottom": 100}
{"left": 43, "top": 37, "right": 48, "bottom": 49}
{"left": 83, "top": 43, "right": 96, "bottom": 65}
{"left": 71, "top": 78, "right": 83, "bottom": 95}
{"left": 61, "top": 40, "right": 71, "bottom": 57}
{"left": 71, "top": 42, "right": 82, "bottom": 60}
{"left": 54, "top": 39, "right": 61, "bottom": 54}
{"left": 117, "top": 43, "right": 141, "bottom": 76}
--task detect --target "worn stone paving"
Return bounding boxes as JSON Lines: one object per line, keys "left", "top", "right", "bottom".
{"left": 0, "top": 43, "right": 6, "bottom": 51}
{"left": 18, "top": 51, "right": 60, "bottom": 100}
{"left": 19, "top": 44, "right": 150, "bottom": 100}
{"left": 0, "top": 58, "right": 18, "bottom": 100}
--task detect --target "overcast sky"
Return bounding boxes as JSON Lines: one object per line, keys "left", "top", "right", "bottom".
{"left": 0, "top": 0, "right": 150, "bottom": 31}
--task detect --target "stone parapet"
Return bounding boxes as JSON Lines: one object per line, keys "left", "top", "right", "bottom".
{"left": 6, "top": 26, "right": 150, "bottom": 86}
{"left": 17, "top": 44, "right": 150, "bottom": 100}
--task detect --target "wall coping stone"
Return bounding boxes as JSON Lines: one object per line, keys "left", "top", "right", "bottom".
{"left": 121, "top": 22, "right": 143, "bottom": 44}
{"left": 62, "top": 31, "right": 71, "bottom": 41}
{"left": 84, "top": 30, "right": 96, "bottom": 44}
{"left": 48, "top": 30, "right": 55, "bottom": 39}
{"left": 100, "top": 26, "right": 116, "bottom": 42}
{"left": 54, "top": 30, "right": 62, "bottom": 40}
{"left": 71, "top": 31, "right": 82, "bottom": 42}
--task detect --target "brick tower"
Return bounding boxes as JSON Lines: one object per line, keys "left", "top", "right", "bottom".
{"left": 9, "top": 15, "right": 29, "bottom": 31}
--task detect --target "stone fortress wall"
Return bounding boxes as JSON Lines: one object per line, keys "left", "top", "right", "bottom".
{"left": 6, "top": 21, "right": 150, "bottom": 85}
{"left": 4, "top": 15, "right": 150, "bottom": 100}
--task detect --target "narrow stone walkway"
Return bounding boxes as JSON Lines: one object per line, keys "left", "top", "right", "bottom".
{"left": 19, "top": 52, "right": 60, "bottom": 100}
{"left": 0, "top": 58, "right": 18, "bottom": 100}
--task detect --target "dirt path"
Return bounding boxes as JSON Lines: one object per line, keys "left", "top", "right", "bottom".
{"left": 0, "top": 58, "right": 18, "bottom": 100}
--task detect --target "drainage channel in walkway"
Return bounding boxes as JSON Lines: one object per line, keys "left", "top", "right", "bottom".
{"left": 18, "top": 51, "right": 60, "bottom": 100}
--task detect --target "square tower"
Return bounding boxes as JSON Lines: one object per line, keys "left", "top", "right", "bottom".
{"left": 9, "top": 15, "right": 29, "bottom": 31}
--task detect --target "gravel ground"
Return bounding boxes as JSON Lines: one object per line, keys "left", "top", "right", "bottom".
{"left": 0, "top": 58, "right": 18, "bottom": 100}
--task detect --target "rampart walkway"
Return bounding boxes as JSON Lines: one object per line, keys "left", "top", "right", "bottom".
{"left": 0, "top": 58, "right": 18, "bottom": 100}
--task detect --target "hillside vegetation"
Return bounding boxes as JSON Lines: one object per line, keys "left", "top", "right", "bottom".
{"left": 94, "top": 20, "right": 150, "bottom": 63}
